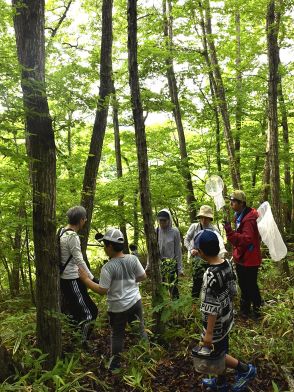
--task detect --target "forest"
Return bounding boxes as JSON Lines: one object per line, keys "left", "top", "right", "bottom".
{"left": 0, "top": 0, "right": 293, "bottom": 391}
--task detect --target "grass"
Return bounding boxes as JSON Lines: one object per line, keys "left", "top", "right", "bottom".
{"left": 0, "top": 260, "right": 293, "bottom": 391}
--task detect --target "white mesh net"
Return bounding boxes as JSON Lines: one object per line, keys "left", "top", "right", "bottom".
{"left": 205, "top": 175, "right": 225, "bottom": 211}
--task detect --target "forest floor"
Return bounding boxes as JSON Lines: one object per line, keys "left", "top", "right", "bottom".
{"left": 0, "top": 257, "right": 293, "bottom": 392}
{"left": 75, "top": 312, "right": 290, "bottom": 392}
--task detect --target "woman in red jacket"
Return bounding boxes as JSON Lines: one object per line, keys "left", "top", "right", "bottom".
{"left": 224, "top": 190, "right": 262, "bottom": 320}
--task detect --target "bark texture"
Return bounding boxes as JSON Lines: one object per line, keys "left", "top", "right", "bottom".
{"left": 163, "top": 0, "right": 197, "bottom": 222}
{"left": 80, "top": 0, "right": 113, "bottom": 259}
{"left": 112, "top": 81, "right": 129, "bottom": 253}
{"left": 266, "top": 0, "right": 283, "bottom": 231}
{"left": 128, "top": 0, "right": 163, "bottom": 333}
{"left": 12, "top": 0, "right": 61, "bottom": 366}
{"left": 201, "top": 0, "right": 241, "bottom": 189}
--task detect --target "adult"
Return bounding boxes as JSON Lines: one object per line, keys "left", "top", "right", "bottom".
{"left": 156, "top": 209, "right": 183, "bottom": 299}
{"left": 184, "top": 205, "right": 226, "bottom": 299}
{"left": 223, "top": 190, "right": 262, "bottom": 319}
{"left": 59, "top": 206, "right": 98, "bottom": 345}
{"left": 79, "top": 228, "right": 148, "bottom": 371}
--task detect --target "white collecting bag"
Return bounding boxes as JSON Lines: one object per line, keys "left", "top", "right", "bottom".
{"left": 257, "top": 201, "right": 287, "bottom": 261}
{"left": 205, "top": 175, "right": 225, "bottom": 211}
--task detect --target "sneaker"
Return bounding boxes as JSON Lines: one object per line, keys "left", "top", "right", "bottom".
{"left": 231, "top": 364, "right": 257, "bottom": 391}
{"left": 202, "top": 377, "right": 229, "bottom": 391}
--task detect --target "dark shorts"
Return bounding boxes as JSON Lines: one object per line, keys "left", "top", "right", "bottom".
{"left": 213, "top": 335, "right": 229, "bottom": 355}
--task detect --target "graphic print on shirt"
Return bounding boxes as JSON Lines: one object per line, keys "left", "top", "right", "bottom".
{"left": 200, "top": 261, "right": 235, "bottom": 342}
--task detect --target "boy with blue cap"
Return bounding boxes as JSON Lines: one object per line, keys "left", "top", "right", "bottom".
{"left": 194, "top": 229, "right": 256, "bottom": 392}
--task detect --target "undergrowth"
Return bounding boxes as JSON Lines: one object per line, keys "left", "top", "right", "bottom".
{"left": 0, "top": 260, "right": 293, "bottom": 391}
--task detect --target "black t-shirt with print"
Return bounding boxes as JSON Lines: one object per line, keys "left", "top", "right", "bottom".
{"left": 200, "top": 260, "right": 236, "bottom": 342}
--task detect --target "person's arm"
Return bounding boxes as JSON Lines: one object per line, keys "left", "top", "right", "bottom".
{"left": 174, "top": 229, "right": 183, "bottom": 274}
{"left": 136, "top": 273, "right": 147, "bottom": 282}
{"left": 215, "top": 231, "right": 227, "bottom": 258}
{"left": 68, "top": 234, "right": 94, "bottom": 279}
{"left": 202, "top": 314, "right": 217, "bottom": 347}
{"left": 134, "top": 257, "right": 148, "bottom": 282}
{"left": 78, "top": 267, "right": 108, "bottom": 295}
{"left": 184, "top": 224, "right": 196, "bottom": 252}
{"left": 224, "top": 220, "right": 255, "bottom": 248}
{"left": 200, "top": 271, "right": 220, "bottom": 346}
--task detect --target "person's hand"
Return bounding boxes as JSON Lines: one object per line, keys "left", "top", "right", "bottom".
{"left": 223, "top": 221, "right": 232, "bottom": 233}
{"left": 202, "top": 332, "right": 213, "bottom": 347}
{"left": 191, "top": 249, "right": 198, "bottom": 257}
{"left": 145, "top": 266, "right": 151, "bottom": 276}
{"left": 78, "top": 267, "right": 90, "bottom": 282}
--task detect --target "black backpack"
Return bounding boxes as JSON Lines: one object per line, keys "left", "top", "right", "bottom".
{"left": 57, "top": 228, "right": 75, "bottom": 273}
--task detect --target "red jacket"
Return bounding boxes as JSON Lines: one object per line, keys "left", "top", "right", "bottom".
{"left": 225, "top": 208, "right": 262, "bottom": 267}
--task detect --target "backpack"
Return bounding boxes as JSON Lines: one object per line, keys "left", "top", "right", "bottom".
{"left": 57, "top": 227, "right": 75, "bottom": 274}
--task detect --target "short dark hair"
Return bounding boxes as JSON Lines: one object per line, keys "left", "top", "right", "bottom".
{"left": 103, "top": 239, "right": 124, "bottom": 252}
{"left": 194, "top": 230, "right": 220, "bottom": 257}
{"left": 199, "top": 241, "right": 220, "bottom": 257}
{"left": 129, "top": 244, "right": 137, "bottom": 251}
{"left": 66, "top": 206, "right": 86, "bottom": 225}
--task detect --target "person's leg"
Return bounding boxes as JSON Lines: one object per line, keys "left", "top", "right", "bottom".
{"left": 202, "top": 336, "right": 229, "bottom": 390}
{"left": 225, "top": 354, "right": 256, "bottom": 392}
{"left": 191, "top": 257, "right": 207, "bottom": 298}
{"left": 162, "top": 259, "right": 179, "bottom": 299}
{"left": 60, "top": 278, "right": 98, "bottom": 343}
{"left": 235, "top": 264, "right": 251, "bottom": 316}
{"left": 169, "top": 265, "right": 179, "bottom": 299}
{"left": 127, "top": 299, "right": 148, "bottom": 341}
{"left": 74, "top": 279, "right": 98, "bottom": 342}
{"left": 246, "top": 266, "right": 262, "bottom": 317}
{"left": 108, "top": 310, "right": 128, "bottom": 370}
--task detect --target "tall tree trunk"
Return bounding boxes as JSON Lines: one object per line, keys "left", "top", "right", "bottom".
{"left": 253, "top": 115, "right": 267, "bottom": 189}
{"left": 133, "top": 189, "right": 139, "bottom": 246}
{"left": 267, "top": 0, "right": 289, "bottom": 275}
{"left": 262, "top": 149, "right": 271, "bottom": 202}
{"left": 128, "top": 0, "right": 163, "bottom": 333}
{"left": 200, "top": 0, "right": 241, "bottom": 189}
{"left": 213, "top": 80, "right": 222, "bottom": 176}
{"left": 0, "top": 339, "right": 15, "bottom": 382}
{"left": 197, "top": 10, "right": 222, "bottom": 175}
{"left": 80, "top": 0, "right": 113, "bottom": 260}
{"left": 25, "top": 223, "right": 35, "bottom": 305}
{"left": 163, "top": 0, "right": 197, "bottom": 223}
{"left": 10, "top": 205, "right": 25, "bottom": 297}
{"left": 277, "top": 54, "right": 292, "bottom": 228}
{"left": 235, "top": 11, "right": 242, "bottom": 174}
{"left": 112, "top": 81, "right": 129, "bottom": 253}
{"left": 291, "top": 169, "right": 294, "bottom": 233}
{"left": 12, "top": 0, "right": 61, "bottom": 367}
{"left": 266, "top": 0, "right": 283, "bottom": 231}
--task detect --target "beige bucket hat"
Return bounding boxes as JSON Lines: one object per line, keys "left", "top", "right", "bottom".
{"left": 197, "top": 205, "right": 214, "bottom": 220}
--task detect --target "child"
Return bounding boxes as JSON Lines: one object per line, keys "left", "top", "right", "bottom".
{"left": 79, "top": 228, "right": 148, "bottom": 370}
{"left": 194, "top": 229, "right": 256, "bottom": 392}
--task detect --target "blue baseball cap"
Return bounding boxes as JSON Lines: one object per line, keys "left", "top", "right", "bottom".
{"left": 194, "top": 229, "right": 220, "bottom": 256}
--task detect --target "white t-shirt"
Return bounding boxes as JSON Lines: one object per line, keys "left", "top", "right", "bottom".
{"left": 60, "top": 228, "right": 94, "bottom": 280}
{"left": 99, "top": 254, "right": 145, "bottom": 313}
